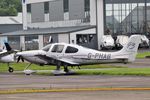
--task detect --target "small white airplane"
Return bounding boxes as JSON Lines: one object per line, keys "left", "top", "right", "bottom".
{"left": 16, "top": 35, "right": 141, "bottom": 75}
{"left": 0, "top": 43, "right": 17, "bottom": 72}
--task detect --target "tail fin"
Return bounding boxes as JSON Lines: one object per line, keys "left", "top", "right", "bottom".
{"left": 118, "top": 35, "right": 141, "bottom": 62}
{"left": 4, "top": 43, "right": 12, "bottom": 51}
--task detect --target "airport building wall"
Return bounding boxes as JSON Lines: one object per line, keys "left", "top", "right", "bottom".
{"left": 4, "top": 0, "right": 150, "bottom": 50}
{"left": 2, "top": 0, "right": 150, "bottom": 50}
{"left": 19, "top": 0, "right": 103, "bottom": 50}
{"left": 0, "top": 24, "right": 23, "bottom": 49}
{"left": 105, "top": 0, "right": 150, "bottom": 38}
{"left": 6, "top": 0, "right": 150, "bottom": 50}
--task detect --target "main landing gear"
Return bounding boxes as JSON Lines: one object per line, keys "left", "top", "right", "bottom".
{"left": 52, "top": 62, "right": 75, "bottom": 75}
{"left": 7, "top": 63, "right": 14, "bottom": 73}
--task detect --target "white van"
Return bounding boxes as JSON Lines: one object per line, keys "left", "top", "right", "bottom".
{"left": 116, "top": 35, "right": 129, "bottom": 49}
{"left": 100, "top": 35, "right": 115, "bottom": 50}
{"left": 139, "top": 35, "right": 149, "bottom": 48}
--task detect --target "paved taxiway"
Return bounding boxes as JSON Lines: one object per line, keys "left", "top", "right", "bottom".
{"left": 0, "top": 57, "right": 150, "bottom": 100}
{"left": 1, "top": 91, "right": 150, "bottom": 100}
{"left": 1, "top": 58, "right": 150, "bottom": 90}
{"left": 1, "top": 74, "right": 150, "bottom": 100}
{"left": 1, "top": 74, "right": 150, "bottom": 90}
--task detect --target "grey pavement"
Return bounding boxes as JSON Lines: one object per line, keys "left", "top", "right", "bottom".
{"left": 0, "top": 74, "right": 150, "bottom": 90}
{"left": 1, "top": 91, "right": 150, "bottom": 100}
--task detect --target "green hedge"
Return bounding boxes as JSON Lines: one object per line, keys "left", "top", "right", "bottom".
{"left": 0, "top": 7, "right": 17, "bottom": 16}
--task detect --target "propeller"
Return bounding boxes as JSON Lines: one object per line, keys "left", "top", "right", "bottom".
{"left": 17, "top": 55, "right": 24, "bottom": 63}
{"left": 16, "top": 46, "right": 24, "bottom": 63}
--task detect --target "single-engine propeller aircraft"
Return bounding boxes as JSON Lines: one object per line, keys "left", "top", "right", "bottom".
{"left": 16, "top": 35, "right": 141, "bottom": 75}
{"left": 0, "top": 43, "right": 17, "bottom": 72}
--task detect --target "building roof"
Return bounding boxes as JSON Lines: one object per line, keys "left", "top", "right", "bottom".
{"left": 0, "top": 13, "right": 22, "bottom": 24}
{"left": 0, "top": 25, "right": 96, "bottom": 36}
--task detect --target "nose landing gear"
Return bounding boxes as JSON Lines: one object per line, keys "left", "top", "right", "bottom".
{"left": 8, "top": 67, "right": 14, "bottom": 73}
{"left": 7, "top": 63, "right": 14, "bottom": 73}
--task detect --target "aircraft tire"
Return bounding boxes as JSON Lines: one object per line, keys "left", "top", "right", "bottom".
{"left": 8, "top": 67, "right": 14, "bottom": 73}
{"left": 64, "top": 64, "right": 69, "bottom": 73}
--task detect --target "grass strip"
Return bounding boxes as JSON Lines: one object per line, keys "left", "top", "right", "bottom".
{"left": 34, "top": 68, "right": 150, "bottom": 76}
{"left": 136, "top": 52, "right": 150, "bottom": 59}
{"left": 76, "top": 68, "right": 150, "bottom": 76}
{"left": 0, "top": 63, "right": 126, "bottom": 72}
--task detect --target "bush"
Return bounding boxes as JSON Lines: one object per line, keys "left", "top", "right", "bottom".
{"left": 0, "top": 0, "right": 21, "bottom": 16}
{"left": 0, "top": 8, "right": 7, "bottom": 16}
{"left": 0, "top": 7, "right": 17, "bottom": 16}
{"left": 7, "top": 7, "right": 17, "bottom": 16}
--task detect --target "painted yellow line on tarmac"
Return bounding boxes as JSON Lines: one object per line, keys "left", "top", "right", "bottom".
{"left": 1, "top": 87, "right": 150, "bottom": 94}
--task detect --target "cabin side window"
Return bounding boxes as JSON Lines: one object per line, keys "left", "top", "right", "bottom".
{"left": 65, "top": 46, "right": 78, "bottom": 53}
{"left": 51, "top": 45, "right": 64, "bottom": 53}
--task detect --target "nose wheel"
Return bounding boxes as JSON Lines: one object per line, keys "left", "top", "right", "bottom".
{"left": 7, "top": 63, "right": 14, "bottom": 73}
{"left": 8, "top": 67, "right": 14, "bottom": 73}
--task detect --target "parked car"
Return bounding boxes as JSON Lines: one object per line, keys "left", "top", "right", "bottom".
{"left": 139, "top": 35, "right": 149, "bottom": 48}
{"left": 116, "top": 35, "right": 129, "bottom": 49}
{"left": 100, "top": 35, "right": 115, "bottom": 50}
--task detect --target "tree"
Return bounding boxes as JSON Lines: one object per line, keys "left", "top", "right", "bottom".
{"left": 0, "top": 8, "right": 7, "bottom": 16}
{"left": 0, "top": 0, "right": 22, "bottom": 16}
{"left": 7, "top": 7, "right": 17, "bottom": 16}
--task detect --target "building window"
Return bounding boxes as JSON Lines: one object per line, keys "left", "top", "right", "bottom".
{"left": 44, "top": 2, "right": 49, "bottom": 13}
{"left": 63, "top": 0, "right": 69, "bottom": 12}
{"left": 43, "top": 35, "right": 53, "bottom": 46}
{"left": 25, "top": 35, "right": 38, "bottom": 50}
{"left": 84, "top": 0, "right": 90, "bottom": 22}
{"left": 84, "top": 0, "right": 90, "bottom": 12}
{"left": 77, "top": 34, "right": 94, "bottom": 44}
{"left": 27, "top": 4, "right": 31, "bottom": 13}
{"left": 7, "top": 36, "right": 20, "bottom": 50}
{"left": 105, "top": 0, "right": 147, "bottom": 36}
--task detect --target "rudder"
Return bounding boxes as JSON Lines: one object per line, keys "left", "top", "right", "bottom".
{"left": 119, "top": 35, "right": 141, "bottom": 62}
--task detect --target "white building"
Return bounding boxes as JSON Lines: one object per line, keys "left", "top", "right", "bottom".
{"left": 0, "top": 0, "right": 105, "bottom": 50}
{"left": 0, "top": 13, "right": 23, "bottom": 49}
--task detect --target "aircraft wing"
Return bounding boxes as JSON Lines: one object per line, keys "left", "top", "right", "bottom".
{"left": 57, "top": 58, "right": 79, "bottom": 65}
{"left": 0, "top": 51, "right": 15, "bottom": 58}
{"left": 35, "top": 55, "right": 54, "bottom": 62}
{"left": 35, "top": 54, "right": 79, "bottom": 65}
